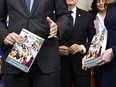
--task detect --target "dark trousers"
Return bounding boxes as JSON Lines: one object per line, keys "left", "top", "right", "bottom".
{"left": 60, "top": 58, "right": 91, "bottom": 87}
{"left": 61, "top": 74, "right": 91, "bottom": 87}
{"left": 4, "top": 61, "right": 61, "bottom": 87}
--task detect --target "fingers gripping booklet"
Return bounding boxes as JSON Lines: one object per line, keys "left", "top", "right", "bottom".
{"left": 84, "top": 13, "right": 108, "bottom": 67}
{"left": 6, "top": 28, "right": 45, "bottom": 73}
{"left": 84, "top": 29, "right": 107, "bottom": 67}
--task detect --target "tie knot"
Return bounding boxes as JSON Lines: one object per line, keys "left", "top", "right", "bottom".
{"left": 68, "top": 10, "right": 73, "bottom": 15}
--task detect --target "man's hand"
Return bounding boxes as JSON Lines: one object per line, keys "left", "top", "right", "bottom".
{"left": 4, "top": 32, "right": 21, "bottom": 45}
{"left": 69, "top": 44, "right": 83, "bottom": 55}
{"left": 46, "top": 17, "right": 58, "bottom": 39}
{"left": 59, "top": 45, "right": 69, "bottom": 56}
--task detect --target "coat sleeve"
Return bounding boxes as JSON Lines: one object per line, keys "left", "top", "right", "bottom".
{"left": 54, "top": 0, "right": 70, "bottom": 39}
{"left": 0, "top": 0, "right": 9, "bottom": 49}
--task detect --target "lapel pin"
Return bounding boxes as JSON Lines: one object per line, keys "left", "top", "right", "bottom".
{"left": 78, "top": 14, "right": 81, "bottom": 16}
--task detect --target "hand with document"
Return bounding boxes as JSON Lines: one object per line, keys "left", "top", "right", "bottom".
{"left": 82, "top": 13, "right": 108, "bottom": 69}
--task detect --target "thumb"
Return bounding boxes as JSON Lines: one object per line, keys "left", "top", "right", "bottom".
{"left": 46, "top": 16, "right": 53, "bottom": 25}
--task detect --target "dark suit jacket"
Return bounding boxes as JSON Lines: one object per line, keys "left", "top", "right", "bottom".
{"left": 59, "top": 7, "right": 95, "bottom": 75}
{"left": 0, "top": 0, "right": 70, "bottom": 74}
{"left": 101, "top": 4, "right": 116, "bottom": 87}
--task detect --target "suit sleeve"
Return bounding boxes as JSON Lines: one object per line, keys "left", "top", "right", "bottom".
{"left": 54, "top": 0, "right": 70, "bottom": 39}
{"left": 0, "top": 0, "right": 9, "bottom": 49}
{"left": 83, "top": 13, "right": 96, "bottom": 52}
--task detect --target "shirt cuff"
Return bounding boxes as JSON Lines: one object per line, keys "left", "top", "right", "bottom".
{"left": 80, "top": 45, "right": 86, "bottom": 54}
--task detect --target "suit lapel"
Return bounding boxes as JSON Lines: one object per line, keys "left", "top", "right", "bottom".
{"left": 22, "top": 0, "right": 30, "bottom": 15}
{"left": 74, "top": 8, "right": 82, "bottom": 28}
{"left": 73, "top": 8, "right": 82, "bottom": 34}
{"left": 30, "top": 0, "right": 40, "bottom": 17}
{"left": 75, "top": 8, "right": 81, "bottom": 25}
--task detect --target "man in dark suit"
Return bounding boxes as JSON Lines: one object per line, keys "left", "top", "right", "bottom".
{"left": 59, "top": 0, "right": 95, "bottom": 87}
{"left": 0, "top": 0, "right": 70, "bottom": 87}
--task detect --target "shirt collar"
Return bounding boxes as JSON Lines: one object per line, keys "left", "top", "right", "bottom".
{"left": 70, "top": 7, "right": 77, "bottom": 14}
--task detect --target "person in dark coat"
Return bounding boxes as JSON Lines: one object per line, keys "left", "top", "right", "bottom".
{"left": 59, "top": 0, "right": 95, "bottom": 87}
{"left": 0, "top": 0, "right": 70, "bottom": 87}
